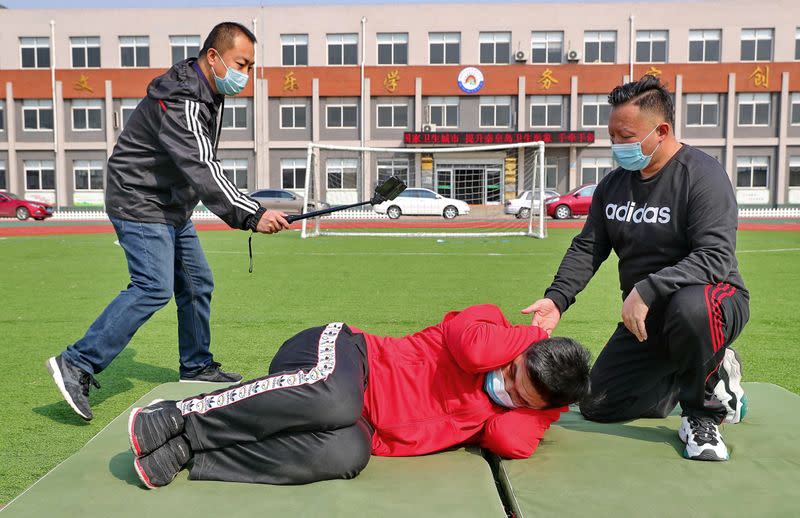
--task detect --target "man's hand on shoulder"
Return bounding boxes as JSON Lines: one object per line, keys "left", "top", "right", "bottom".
{"left": 521, "top": 298, "right": 561, "bottom": 336}
{"left": 621, "top": 287, "right": 649, "bottom": 342}
{"left": 256, "top": 210, "right": 290, "bottom": 234}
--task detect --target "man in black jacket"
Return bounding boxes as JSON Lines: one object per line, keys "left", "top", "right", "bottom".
{"left": 46, "top": 22, "right": 286, "bottom": 421}
{"left": 523, "top": 76, "right": 749, "bottom": 461}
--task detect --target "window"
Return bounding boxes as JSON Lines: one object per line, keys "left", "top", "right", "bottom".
{"left": 636, "top": 30, "right": 668, "bottom": 63}
{"left": 581, "top": 158, "right": 613, "bottom": 184}
{"left": 582, "top": 95, "right": 611, "bottom": 127}
{"left": 73, "top": 160, "right": 104, "bottom": 190}
{"left": 377, "top": 33, "right": 408, "bottom": 65}
{"left": 0, "top": 161, "right": 6, "bottom": 190}
{"left": 736, "top": 156, "right": 768, "bottom": 188}
{"left": 326, "top": 158, "right": 358, "bottom": 189}
{"left": 120, "top": 98, "right": 139, "bottom": 128}
{"left": 70, "top": 36, "right": 101, "bottom": 68}
{"left": 281, "top": 158, "right": 307, "bottom": 190}
{"left": 377, "top": 104, "right": 408, "bottom": 128}
{"left": 791, "top": 93, "right": 800, "bottom": 125}
{"left": 686, "top": 94, "right": 719, "bottom": 126}
{"left": 170, "top": 35, "right": 200, "bottom": 64}
{"left": 326, "top": 104, "right": 358, "bottom": 128}
{"left": 738, "top": 93, "right": 770, "bottom": 126}
{"left": 789, "top": 157, "right": 800, "bottom": 187}
{"left": 689, "top": 29, "right": 721, "bottom": 62}
{"left": 282, "top": 34, "right": 308, "bottom": 66}
{"left": 543, "top": 157, "right": 559, "bottom": 190}
{"left": 327, "top": 34, "right": 358, "bottom": 65}
{"left": 20, "top": 37, "right": 50, "bottom": 68}
{"left": 480, "top": 32, "right": 511, "bottom": 64}
{"left": 24, "top": 160, "right": 55, "bottom": 190}
{"left": 377, "top": 158, "right": 409, "bottom": 185}
{"left": 584, "top": 31, "right": 616, "bottom": 63}
{"left": 22, "top": 100, "right": 54, "bottom": 131}
{"left": 222, "top": 98, "right": 247, "bottom": 129}
{"left": 72, "top": 99, "right": 103, "bottom": 131}
{"left": 120, "top": 36, "right": 150, "bottom": 67}
{"left": 429, "top": 32, "right": 460, "bottom": 64}
{"left": 531, "top": 31, "right": 563, "bottom": 64}
{"left": 741, "top": 29, "right": 773, "bottom": 61}
{"left": 221, "top": 159, "right": 248, "bottom": 190}
{"left": 796, "top": 28, "right": 800, "bottom": 60}
{"left": 0, "top": 101, "right": 5, "bottom": 132}
{"left": 480, "top": 96, "right": 512, "bottom": 128}
{"left": 428, "top": 97, "right": 459, "bottom": 127}
{"left": 280, "top": 104, "right": 307, "bottom": 129}
{"left": 530, "top": 95, "right": 562, "bottom": 128}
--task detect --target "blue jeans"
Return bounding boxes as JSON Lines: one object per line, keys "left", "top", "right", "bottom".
{"left": 63, "top": 217, "right": 215, "bottom": 377}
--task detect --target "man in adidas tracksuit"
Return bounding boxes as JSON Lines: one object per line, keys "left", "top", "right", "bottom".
{"left": 46, "top": 22, "right": 290, "bottom": 421}
{"left": 127, "top": 304, "right": 591, "bottom": 488}
{"left": 523, "top": 75, "right": 749, "bottom": 461}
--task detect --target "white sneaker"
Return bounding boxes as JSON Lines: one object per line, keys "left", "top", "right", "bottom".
{"left": 709, "top": 348, "right": 747, "bottom": 424}
{"left": 678, "top": 415, "right": 729, "bottom": 461}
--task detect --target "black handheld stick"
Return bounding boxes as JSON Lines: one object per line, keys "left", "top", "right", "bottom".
{"left": 284, "top": 176, "right": 407, "bottom": 223}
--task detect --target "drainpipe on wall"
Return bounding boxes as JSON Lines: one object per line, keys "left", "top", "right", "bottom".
{"left": 360, "top": 16, "right": 367, "bottom": 201}
{"left": 49, "top": 19, "right": 59, "bottom": 208}
{"left": 251, "top": 17, "right": 259, "bottom": 188}
{"left": 629, "top": 15, "right": 634, "bottom": 80}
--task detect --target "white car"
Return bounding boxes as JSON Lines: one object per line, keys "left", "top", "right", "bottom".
{"left": 504, "top": 189, "right": 560, "bottom": 219}
{"left": 374, "top": 188, "right": 471, "bottom": 219}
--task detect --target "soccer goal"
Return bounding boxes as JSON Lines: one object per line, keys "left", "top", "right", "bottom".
{"left": 299, "top": 140, "right": 547, "bottom": 239}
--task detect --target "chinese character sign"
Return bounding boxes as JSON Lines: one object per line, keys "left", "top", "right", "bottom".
{"left": 748, "top": 66, "right": 770, "bottom": 88}
{"left": 283, "top": 71, "right": 299, "bottom": 92}
{"left": 74, "top": 74, "right": 93, "bottom": 93}
{"left": 383, "top": 70, "right": 400, "bottom": 93}
{"left": 537, "top": 69, "right": 559, "bottom": 90}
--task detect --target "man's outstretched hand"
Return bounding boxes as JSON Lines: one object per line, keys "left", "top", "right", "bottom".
{"left": 621, "top": 286, "right": 649, "bottom": 342}
{"left": 521, "top": 298, "right": 561, "bottom": 336}
{"left": 256, "top": 210, "right": 290, "bottom": 234}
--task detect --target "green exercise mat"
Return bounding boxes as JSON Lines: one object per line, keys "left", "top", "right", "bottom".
{"left": 3, "top": 383, "right": 505, "bottom": 518}
{"left": 496, "top": 383, "right": 800, "bottom": 518}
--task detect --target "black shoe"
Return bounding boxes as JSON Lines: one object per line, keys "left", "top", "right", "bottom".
{"left": 179, "top": 361, "right": 242, "bottom": 383}
{"left": 46, "top": 354, "right": 100, "bottom": 421}
{"left": 133, "top": 435, "right": 192, "bottom": 489}
{"left": 129, "top": 399, "right": 185, "bottom": 457}
{"left": 707, "top": 348, "right": 747, "bottom": 424}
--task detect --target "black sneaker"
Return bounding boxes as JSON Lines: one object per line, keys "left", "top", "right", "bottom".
{"left": 129, "top": 399, "right": 185, "bottom": 457}
{"left": 179, "top": 361, "right": 242, "bottom": 383}
{"left": 133, "top": 435, "right": 192, "bottom": 489}
{"left": 678, "top": 415, "right": 729, "bottom": 461}
{"left": 707, "top": 348, "right": 747, "bottom": 424}
{"left": 46, "top": 354, "right": 100, "bottom": 421}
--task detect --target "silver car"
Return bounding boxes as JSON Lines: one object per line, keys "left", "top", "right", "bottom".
{"left": 248, "top": 189, "right": 329, "bottom": 215}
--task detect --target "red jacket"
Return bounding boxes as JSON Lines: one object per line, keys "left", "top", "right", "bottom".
{"left": 356, "top": 304, "right": 567, "bottom": 458}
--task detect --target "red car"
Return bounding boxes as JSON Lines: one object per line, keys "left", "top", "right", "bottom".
{"left": 545, "top": 184, "right": 597, "bottom": 219}
{"left": 0, "top": 192, "right": 54, "bottom": 221}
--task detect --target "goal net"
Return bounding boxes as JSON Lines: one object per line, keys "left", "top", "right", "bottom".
{"left": 299, "top": 141, "right": 547, "bottom": 239}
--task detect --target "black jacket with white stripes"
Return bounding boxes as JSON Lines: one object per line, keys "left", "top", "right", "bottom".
{"left": 105, "top": 58, "right": 264, "bottom": 230}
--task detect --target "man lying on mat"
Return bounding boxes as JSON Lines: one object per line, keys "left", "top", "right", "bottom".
{"left": 127, "top": 304, "right": 591, "bottom": 488}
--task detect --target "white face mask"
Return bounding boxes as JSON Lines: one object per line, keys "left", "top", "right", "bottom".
{"left": 484, "top": 369, "right": 518, "bottom": 409}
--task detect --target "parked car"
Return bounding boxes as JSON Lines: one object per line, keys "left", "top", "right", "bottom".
{"left": 0, "top": 192, "right": 54, "bottom": 221}
{"left": 545, "top": 184, "right": 597, "bottom": 219}
{"left": 373, "top": 188, "right": 470, "bottom": 219}
{"left": 248, "top": 189, "right": 329, "bottom": 215}
{"left": 504, "top": 189, "right": 561, "bottom": 219}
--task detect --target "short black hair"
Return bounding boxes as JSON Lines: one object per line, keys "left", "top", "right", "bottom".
{"left": 200, "top": 22, "right": 257, "bottom": 59}
{"left": 607, "top": 75, "right": 675, "bottom": 128}
{"left": 524, "top": 337, "right": 591, "bottom": 408}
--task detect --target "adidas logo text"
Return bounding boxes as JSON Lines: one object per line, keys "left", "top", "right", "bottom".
{"left": 605, "top": 201, "right": 671, "bottom": 224}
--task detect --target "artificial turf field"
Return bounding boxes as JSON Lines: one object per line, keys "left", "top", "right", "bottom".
{"left": 0, "top": 225, "right": 798, "bottom": 505}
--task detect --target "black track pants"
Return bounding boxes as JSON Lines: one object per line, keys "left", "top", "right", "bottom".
{"left": 178, "top": 323, "right": 372, "bottom": 485}
{"left": 579, "top": 283, "right": 749, "bottom": 424}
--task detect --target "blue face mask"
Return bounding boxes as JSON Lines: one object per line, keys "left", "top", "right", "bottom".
{"left": 211, "top": 50, "right": 249, "bottom": 96}
{"left": 484, "top": 369, "right": 518, "bottom": 409}
{"left": 611, "top": 125, "right": 662, "bottom": 171}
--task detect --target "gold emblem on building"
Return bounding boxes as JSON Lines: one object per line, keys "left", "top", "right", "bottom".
{"left": 748, "top": 65, "right": 770, "bottom": 88}
{"left": 283, "top": 71, "right": 299, "bottom": 92}
{"left": 644, "top": 66, "right": 662, "bottom": 78}
{"left": 74, "top": 74, "right": 93, "bottom": 93}
{"left": 537, "top": 69, "right": 559, "bottom": 90}
{"left": 383, "top": 70, "right": 400, "bottom": 93}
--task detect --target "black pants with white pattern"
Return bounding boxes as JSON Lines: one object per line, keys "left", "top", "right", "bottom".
{"left": 579, "top": 283, "right": 749, "bottom": 424}
{"left": 178, "top": 323, "right": 372, "bottom": 485}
